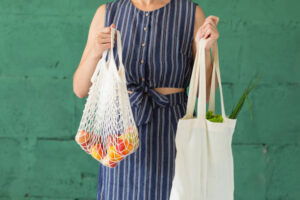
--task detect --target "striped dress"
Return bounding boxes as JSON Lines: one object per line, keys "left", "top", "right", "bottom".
{"left": 97, "top": 0, "right": 197, "bottom": 199}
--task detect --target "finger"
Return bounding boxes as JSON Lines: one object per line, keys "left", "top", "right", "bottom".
{"left": 206, "top": 15, "right": 218, "bottom": 21}
{"left": 205, "top": 30, "right": 219, "bottom": 40}
{"left": 199, "top": 25, "right": 207, "bottom": 39}
{"left": 212, "top": 16, "right": 220, "bottom": 25}
{"left": 204, "top": 25, "right": 218, "bottom": 36}
{"left": 97, "top": 37, "right": 110, "bottom": 45}
{"left": 202, "top": 25, "right": 215, "bottom": 38}
{"left": 200, "top": 21, "right": 216, "bottom": 37}
{"left": 202, "top": 22, "right": 216, "bottom": 33}
{"left": 204, "top": 37, "right": 215, "bottom": 50}
{"left": 207, "top": 15, "right": 220, "bottom": 25}
{"left": 205, "top": 16, "right": 219, "bottom": 27}
{"left": 102, "top": 26, "right": 111, "bottom": 33}
{"left": 198, "top": 27, "right": 204, "bottom": 39}
{"left": 203, "top": 28, "right": 212, "bottom": 39}
{"left": 97, "top": 33, "right": 116, "bottom": 44}
{"left": 204, "top": 27, "right": 216, "bottom": 39}
{"left": 102, "top": 41, "right": 115, "bottom": 49}
{"left": 203, "top": 20, "right": 215, "bottom": 26}
{"left": 204, "top": 19, "right": 217, "bottom": 28}
{"left": 204, "top": 26, "right": 219, "bottom": 39}
{"left": 98, "top": 33, "right": 111, "bottom": 39}
{"left": 95, "top": 38, "right": 111, "bottom": 48}
{"left": 96, "top": 33, "right": 111, "bottom": 41}
{"left": 108, "top": 24, "right": 118, "bottom": 40}
{"left": 104, "top": 43, "right": 111, "bottom": 49}
{"left": 100, "top": 28, "right": 116, "bottom": 41}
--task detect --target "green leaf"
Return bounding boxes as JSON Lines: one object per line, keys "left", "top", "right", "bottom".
{"left": 206, "top": 110, "right": 223, "bottom": 123}
{"left": 229, "top": 71, "right": 263, "bottom": 119}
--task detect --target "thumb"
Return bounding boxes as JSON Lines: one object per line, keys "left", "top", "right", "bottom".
{"left": 211, "top": 16, "right": 220, "bottom": 25}
{"left": 103, "top": 26, "right": 110, "bottom": 33}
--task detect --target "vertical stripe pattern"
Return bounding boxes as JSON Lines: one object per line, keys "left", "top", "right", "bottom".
{"left": 97, "top": 0, "right": 196, "bottom": 199}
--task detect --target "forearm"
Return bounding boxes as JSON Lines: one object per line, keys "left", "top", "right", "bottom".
{"left": 73, "top": 47, "right": 102, "bottom": 98}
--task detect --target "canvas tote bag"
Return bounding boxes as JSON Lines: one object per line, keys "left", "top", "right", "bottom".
{"left": 169, "top": 39, "right": 237, "bottom": 200}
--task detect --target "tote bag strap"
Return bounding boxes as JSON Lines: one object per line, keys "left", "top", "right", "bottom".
{"left": 197, "top": 40, "right": 226, "bottom": 119}
{"left": 183, "top": 40, "right": 202, "bottom": 119}
{"left": 196, "top": 39, "right": 207, "bottom": 120}
{"left": 207, "top": 54, "right": 216, "bottom": 113}
{"left": 207, "top": 42, "right": 226, "bottom": 117}
{"left": 184, "top": 39, "right": 226, "bottom": 120}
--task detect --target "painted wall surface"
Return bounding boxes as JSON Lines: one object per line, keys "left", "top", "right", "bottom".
{"left": 0, "top": 0, "right": 299, "bottom": 199}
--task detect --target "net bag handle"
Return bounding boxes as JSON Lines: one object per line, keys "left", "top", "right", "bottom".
{"left": 91, "top": 27, "right": 124, "bottom": 83}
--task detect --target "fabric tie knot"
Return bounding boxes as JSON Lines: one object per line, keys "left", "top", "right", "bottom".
{"left": 127, "top": 81, "right": 170, "bottom": 126}
{"left": 141, "top": 81, "right": 149, "bottom": 95}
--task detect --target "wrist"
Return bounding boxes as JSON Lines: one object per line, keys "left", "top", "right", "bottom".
{"left": 205, "top": 47, "right": 210, "bottom": 52}
{"left": 89, "top": 47, "right": 102, "bottom": 60}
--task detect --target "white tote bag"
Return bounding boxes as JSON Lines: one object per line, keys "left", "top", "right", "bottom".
{"left": 169, "top": 39, "right": 237, "bottom": 200}
{"left": 75, "top": 27, "right": 139, "bottom": 168}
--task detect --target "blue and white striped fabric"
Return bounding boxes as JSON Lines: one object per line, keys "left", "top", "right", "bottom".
{"left": 97, "top": 0, "right": 197, "bottom": 199}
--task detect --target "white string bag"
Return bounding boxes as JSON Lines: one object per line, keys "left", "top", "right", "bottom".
{"left": 169, "top": 39, "right": 237, "bottom": 200}
{"left": 75, "top": 27, "right": 139, "bottom": 168}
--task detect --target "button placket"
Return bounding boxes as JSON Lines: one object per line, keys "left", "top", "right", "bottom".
{"left": 140, "top": 11, "right": 150, "bottom": 81}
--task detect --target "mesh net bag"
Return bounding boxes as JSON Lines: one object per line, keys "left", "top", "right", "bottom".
{"left": 75, "top": 27, "right": 139, "bottom": 168}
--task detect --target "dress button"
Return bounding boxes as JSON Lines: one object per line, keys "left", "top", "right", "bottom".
{"left": 141, "top": 43, "right": 146, "bottom": 47}
{"left": 141, "top": 77, "right": 145, "bottom": 81}
{"left": 144, "top": 27, "right": 147, "bottom": 31}
{"left": 141, "top": 59, "right": 144, "bottom": 63}
{"left": 145, "top": 12, "right": 149, "bottom": 16}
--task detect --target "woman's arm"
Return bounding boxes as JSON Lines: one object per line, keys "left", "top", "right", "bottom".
{"left": 73, "top": 4, "right": 115, "bottom": 98}
{"left": 192, "top": 5, "right": 219, "bottom": 102}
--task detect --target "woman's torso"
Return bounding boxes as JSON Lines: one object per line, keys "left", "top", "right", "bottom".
{"left": 104, "top": 0, "right": 196, "bottom": 89}
{"left": 104, "top": 0, "right": 197, "bottom": 126}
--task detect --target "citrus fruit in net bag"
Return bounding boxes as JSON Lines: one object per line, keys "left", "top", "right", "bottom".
{"left": 90, "top": 143, "right": 105, "bottom": 161}
{"left": 75, "top": 130, "right": 92, "bottom": 153}
{"left": 115, "top": 137, "right": 134, "bottom": 156}
{"left": 119, "top": 126, "right": 139, "bottom": 147}
{"left": 102, "top": 155, "right": 118, "bottom": 168}
{"left": 107, "top": 145, "right": 124, "bottom": 162}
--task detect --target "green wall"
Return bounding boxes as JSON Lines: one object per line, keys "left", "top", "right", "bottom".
{"left": 0, "top": 0, "right": 299, "bottom": 199}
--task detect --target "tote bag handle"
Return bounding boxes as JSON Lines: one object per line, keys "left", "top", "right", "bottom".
{"left": 184, "top": 39, "right": 226, "bottom": 120}
{"left": 207, "top": 42, "right": 225, "bottom": 115}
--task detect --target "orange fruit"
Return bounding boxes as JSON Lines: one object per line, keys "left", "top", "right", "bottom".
{"left": 109, "top": 161, "right": 118, "bottom": 168}
{"left": 91, "top": 143, "right": 104, "bottom": 161}
{"left": 116, "top": 138, "right": 135, "bottom": 156}
{"left": 75, "top": 130, "right": 91, "bottom": 152}
{"left": 107, "top": 145, "right": 123, "bottom": 162}
{"left": 101, "top": 155, "right": 119, "bottom": 168}
{"left": 120, "top": 129, "right": 138, "bottom": 145}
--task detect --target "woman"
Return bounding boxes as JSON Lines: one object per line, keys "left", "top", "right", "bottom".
{"left": 73, "top": 0, "right": 220, "bottom": 199}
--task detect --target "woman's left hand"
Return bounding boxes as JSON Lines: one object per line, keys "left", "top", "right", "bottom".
{"left": 196, "top": 15, "right": 220, "bottom": 50}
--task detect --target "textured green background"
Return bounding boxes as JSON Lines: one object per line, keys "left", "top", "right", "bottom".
{"left": 0, "top": 0, "right": 299, "bottom": 199}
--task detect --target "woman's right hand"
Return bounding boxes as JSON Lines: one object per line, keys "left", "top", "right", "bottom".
{"left": 92, "top": 24, "right": 116, "bottom": 58}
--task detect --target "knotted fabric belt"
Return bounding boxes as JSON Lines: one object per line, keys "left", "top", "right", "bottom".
{"left": 127, "top": 81, "right": 170, "bottom": 126}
